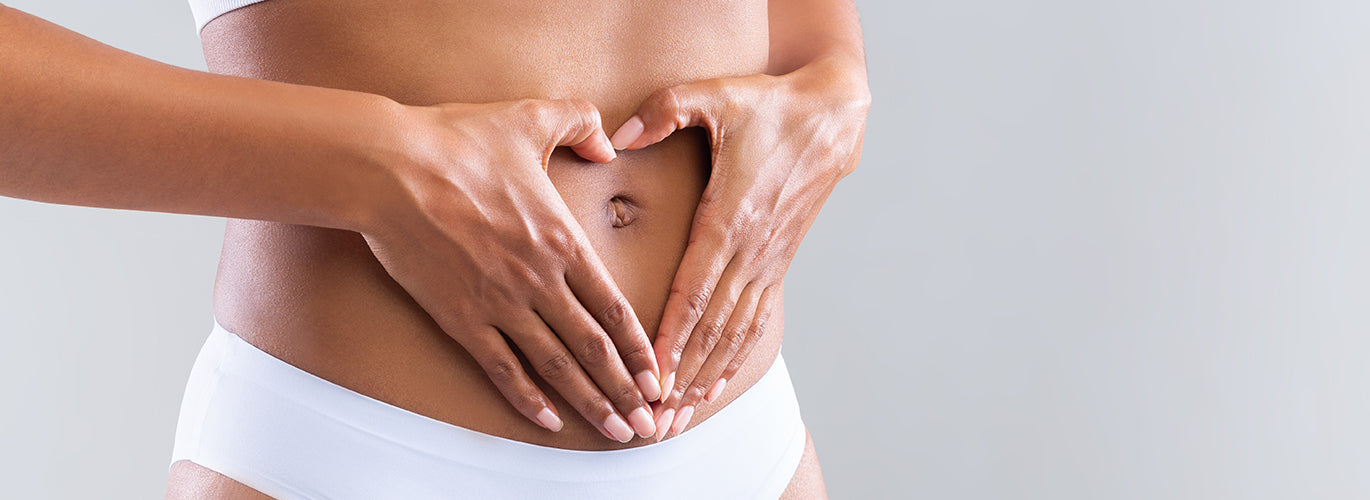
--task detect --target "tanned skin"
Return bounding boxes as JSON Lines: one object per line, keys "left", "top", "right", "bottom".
{"left": 0, "top": 0, "right": 866, "bottom": 497}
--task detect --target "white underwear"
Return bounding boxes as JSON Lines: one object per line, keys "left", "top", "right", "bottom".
{"left": 171, "top": 321, "right": 807, "bottom": 499}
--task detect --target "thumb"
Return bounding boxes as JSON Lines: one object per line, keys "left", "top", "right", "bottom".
{"left": 535, "top": 99, "right": 617, "bottom": 164}
{"left": 610, "top": 83, "right": 719, "bottom": 151}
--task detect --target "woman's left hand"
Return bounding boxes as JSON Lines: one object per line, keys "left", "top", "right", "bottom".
{"left": 609, "top": 56, "right": 871, "bottom": 439}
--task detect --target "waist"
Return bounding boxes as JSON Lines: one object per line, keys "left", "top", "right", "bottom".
{"left": 173, "top": 322, "right": 805, "bottom": 498}
{"left": 201, "top": 0, "right": 776, "bottom": 450}
{"left": 211, "top": 138, "right": 786, "bottom": 450}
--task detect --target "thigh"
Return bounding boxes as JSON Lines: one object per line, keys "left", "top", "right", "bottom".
{"left": 165, "top": 430, "right": 824, "bottom": 500}
{"left": 780, "top": 428, "right": 828, "bottom": 499}
{"left": 166, "top": 460, "right": 274, "bottom": 500}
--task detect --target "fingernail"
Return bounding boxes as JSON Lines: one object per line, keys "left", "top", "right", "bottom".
{"left": 636, "top": 371, "right": 662, "bottom": 402}
{"left": 654, "top": 408, "right": 675, "bottom": 441}
{"left": 610, "top": 115, "right": 644, "bottom": 150}
{"left": 627, "top": 407, "right": 656, "bottom": 438}
{"left": 605, "top": 414, "right": 635, "bottom": 443}
{"left": 671, "top": 405, "right": 695, "bottom": 436}
{"left": 705, "top": 378, "right": 728, "bottom": 403}
{"left": 536, "top": 408, "right": 563, "bottom": 432}
{"left": 660, "top": 371, "right": 676, "bottom": 403}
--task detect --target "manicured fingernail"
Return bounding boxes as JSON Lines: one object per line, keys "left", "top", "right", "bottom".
{"left": 636, "top": 371, "right": 662, "bottom": 402}
{"left": 536, "top": 408, "right": 563, "bottom": 432}
{"left": 671, "top": 405, "right": 695, "bottom": 436}
{"left": 660, "top": 371, "right": 676, "bottom": 402}
{"left": 628, "top": 407, "right": 656, "bottom": 438}
{"left": 705, "top": 378, "right": 728, "bottom": 403}
{"left": 610, "top": 115, "right": 644, "bottom": 150}
{"left": 654, "top": 408, "right": 675, "bottom": 441}
{"left": 605, "top": 414, "right": 635, "bottom": 443}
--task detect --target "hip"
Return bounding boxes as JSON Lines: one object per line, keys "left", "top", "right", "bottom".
{"left": 210, "top": 138, "right": 786, "bottom": 449}
{"left": 170, "top": 320, "right": 804, "bottom": 498}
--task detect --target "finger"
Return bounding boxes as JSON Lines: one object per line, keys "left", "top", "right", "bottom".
{"left": 563, "top": 249, "right": 662, "bottom": 404}
{"left": 717, "top": 284, "right": 782, "bottom": 392}
{"left": 653, "top": 224, "right": 735, "bottom": 400}
{"left": 677, "top": 280, "right": 763, "bottom": 413}
{"left": 610, "top": 83, "right": 717, "bottom": 150}
{"left": 529, "top": 99, "right": 616, "bottom": 163}
{"left": 538, "top": 282, "right": 656, "bottom": 438}
{"left": 503, "top": 314, "right": 638, "bottom": 443}
{"left": 462, "top": 326, "right": 564, "bottom": 432}
{"left": 663, "top": 256, "right": 749, "bottom": 410}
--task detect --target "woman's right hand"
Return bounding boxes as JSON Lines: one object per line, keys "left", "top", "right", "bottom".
{"left": 0, "top": 8, "right": 640, "bottom": 444}
{"left": 356, "top": 99, "right": 660, "bottom": 443}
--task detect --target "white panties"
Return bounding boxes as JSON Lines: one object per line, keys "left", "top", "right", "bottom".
{"left": 171, "top": 321, "right": 807, "bottom": 499}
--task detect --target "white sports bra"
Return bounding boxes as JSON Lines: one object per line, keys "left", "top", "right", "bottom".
{"left": 188, "top": 0, "right": 268, "bottom": 33}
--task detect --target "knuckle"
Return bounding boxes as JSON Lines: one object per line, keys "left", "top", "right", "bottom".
{"left": 685, "top": 291, "right": 710, "bottom": 319}
{"left": 578, "top": 334, "right": 614, "bottom": 367}
{"left": 735, "top": 199, "right": 768, "bottom": 229}
{"left": 670, "top": 382, "right": 688, "bottom": 403}
{"left": 527, "top": 101, "right": 571, "bottom": 136}
{"left": 683, "top": 383, "right": 708, "bottom": 402}
{"left": 578, "top": 397, "right": 610, "bottom": 418}
{"left": 618, "top": 341, "right": 650, "bottom": 365}
{"left": 698, "top": 318, "right": 725, "bottom": 346}
{"left": 506, "top": 260, "right": 542, "bottom": 287}
{"left": 611, "top": 385, "right": 641, "bottom": 406}
{"left": 671, "top": 286, "right": 711, "bottom": 320}
{"left": 567, "top": 99, "right": 600, "bottom": 127}
{"left": 599, "top": 297, "right": 631, "bottom": 329}
{"left": 749, "top": 313, "right": 769, "bottom": 338}
{"left": 648, "top": 86, "right": 684, "bottom": 118}
{"left": 486, "top": 357, "right": 522, "bottom": 385}
{"left": 516, "top": 389, "right": 544, "bottom": 409}
{"left": 718, "top": 86, "right": 743, "bottom": 111}
{"left": 512, "top": 98, "right": 543, "bottom": 120}
{"left": 539, "top": 222, "right": 581, "bottom": 257}
{"left": 724, "top": 324, "right": 748, "bottom": 347}
{"left": 521, "top": 99, "right": 550, "bottom": 120}
{"left": 674, "top": 280, "right": 717, "bottom": 319}
{"left": 536, "top": 353, "right": 574, "bottom": 381}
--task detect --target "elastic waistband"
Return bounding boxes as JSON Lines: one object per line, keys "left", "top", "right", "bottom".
{"left": 173, "top": 321, "right": 806, "bottom": 499}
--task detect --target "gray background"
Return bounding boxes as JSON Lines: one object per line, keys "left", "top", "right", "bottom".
{"left": 2, "top": 0, "right": 1368, "bottom": 498}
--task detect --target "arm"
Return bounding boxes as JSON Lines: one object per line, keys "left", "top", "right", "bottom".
{"left": 610, "top": 0, "right": 870, "bottom": 439}
{"left": 0, "top": 5, "right": 390, "bottom": 229}
{"left": 767, "top": 0, "right": 868, "bottom": 77}
{"left": 0, "top": 5, "right": 661, "bottom": 442}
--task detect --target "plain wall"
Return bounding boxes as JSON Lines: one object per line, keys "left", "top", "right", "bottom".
{"left": 3, "top": 0, "right": 1369, "bottom": 498}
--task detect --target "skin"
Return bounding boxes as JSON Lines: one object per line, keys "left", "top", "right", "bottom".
{"left": 620, "top": 54, "right": 871, "bottom": 437}
{"left": 166, "top": 431, "right": 828, "bottom": 500}
{"left": 0, "top": 0, "right": 867, "bottom": 496}
{"left": 0, "top": 2, "right": 659, "bottom": 441}
{"left": 197, "top": 0, "right": 772, "bottom": 449}
{"left": 612, "top": 0, "right": 871, "bottom": 437}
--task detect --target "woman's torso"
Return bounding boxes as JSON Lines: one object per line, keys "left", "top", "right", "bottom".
{"left": 203, "top": 0, "right": 782, "bottom": 451}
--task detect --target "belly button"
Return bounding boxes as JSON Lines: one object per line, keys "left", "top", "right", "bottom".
{"left": 608, "top": 196, "right": 638, "bottom": 228}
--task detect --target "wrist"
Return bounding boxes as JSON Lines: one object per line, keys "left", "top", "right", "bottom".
{"left": 778, "top": 56, "right": 870, "bottom": 181}
{"left": 784, "top": 54, "right": 871, "bottom": 116}
{"left": 316, "top": 93, "right": 416, "bottom": 236}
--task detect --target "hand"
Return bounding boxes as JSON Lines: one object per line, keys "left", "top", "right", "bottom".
{"left": 610, "top": 57, "right": 870, "bottom": 439}
{"left": 359, "top": 99, "right": 661, "bottom": 442}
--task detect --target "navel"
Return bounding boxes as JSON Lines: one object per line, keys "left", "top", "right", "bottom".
{"left": 608, "top": 196, "right": 638, "bottom": 228}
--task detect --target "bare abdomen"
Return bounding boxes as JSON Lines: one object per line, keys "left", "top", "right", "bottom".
{"left": 204, "top": 0, "right": 778, "bottom": 450}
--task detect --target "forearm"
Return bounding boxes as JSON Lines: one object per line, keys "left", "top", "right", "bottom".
{"left": 767, "top": 0, "right": 867, "bottom": 76}
{"left": 0, "top": 6, "right": 399, "bottom": 231}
